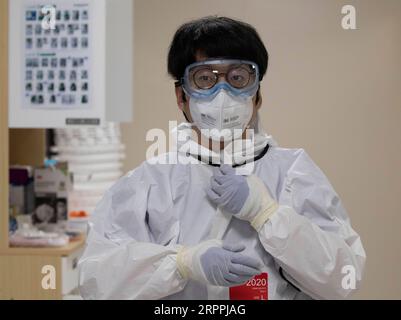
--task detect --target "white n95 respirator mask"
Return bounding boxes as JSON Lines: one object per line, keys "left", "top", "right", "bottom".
{"left": 189, "top": 90, "right": 254, "bottom": 142}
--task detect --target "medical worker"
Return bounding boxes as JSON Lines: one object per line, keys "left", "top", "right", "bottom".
{"left": 78, "top": 16, "right": 366, "bottom": 300}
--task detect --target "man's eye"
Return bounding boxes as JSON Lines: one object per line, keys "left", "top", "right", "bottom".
{"left": 198, "top": 75, "right": 212, "bottom": 81}
{"left": 232, "top": 75, "right": 244, "bottom": 81}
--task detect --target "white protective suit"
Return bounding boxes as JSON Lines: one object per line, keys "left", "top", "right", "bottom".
{"left": 78, "top": 118, "right": 366, "bottom": 300}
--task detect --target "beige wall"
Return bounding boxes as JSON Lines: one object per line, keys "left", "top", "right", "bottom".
{"left": 122, "top": 0, "right": 401, "bottom": 299}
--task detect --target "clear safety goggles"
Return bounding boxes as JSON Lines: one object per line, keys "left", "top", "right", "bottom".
{"left": 176, "top": 59, "right": 260, "bottom": 100}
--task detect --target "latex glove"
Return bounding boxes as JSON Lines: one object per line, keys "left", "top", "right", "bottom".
{"left": 205, "top": 165, "right": 249, "bottom": 214}
{"left": 177, "top": 239, "right": 261, "bottom": 287}
{"left": 206, "top": 165, "right": 279, "bottom": 231}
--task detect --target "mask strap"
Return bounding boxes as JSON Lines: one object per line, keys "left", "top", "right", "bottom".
{"left": 182, "top": 111, "right": 191, "bottom": 123}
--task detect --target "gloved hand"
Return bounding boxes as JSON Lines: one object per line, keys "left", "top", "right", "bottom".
{"left": 206, "top": 165, "right": 279, "bottom": 231}
{"left": 205, "top": 165, "right": 249, "bottom": 214}
{"left": 177, "top": 239, "right": 261, "bottom": 287}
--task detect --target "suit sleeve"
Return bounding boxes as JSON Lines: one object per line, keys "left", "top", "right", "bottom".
{"left": 78, "top": 166, "right": 187, "bottom": 299}
{"left": 257, "top": 149, "right": 366, "bottom": 299}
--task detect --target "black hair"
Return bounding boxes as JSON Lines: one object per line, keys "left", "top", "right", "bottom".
{"left": 167, "top": 16, "right": 269, "bottom": 82}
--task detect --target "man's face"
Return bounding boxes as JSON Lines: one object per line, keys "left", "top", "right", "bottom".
{"left": 174, "top": 54, "right": 262, "bottom": 148}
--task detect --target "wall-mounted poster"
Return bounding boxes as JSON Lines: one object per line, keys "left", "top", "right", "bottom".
{"left": 23, "top": 1, "right": 91, "bottom": 110}
{"left": 9, "top": 0, "right": 133, "bottom": 128}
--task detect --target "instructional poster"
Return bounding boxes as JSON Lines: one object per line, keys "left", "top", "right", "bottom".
{"left": 23, "top": 1, "right": 91, "bottom": 109}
